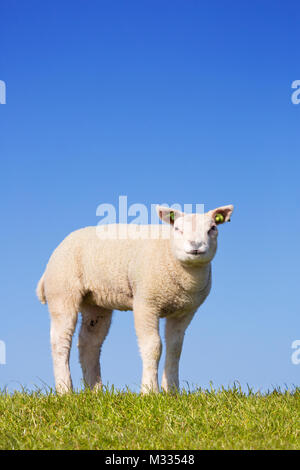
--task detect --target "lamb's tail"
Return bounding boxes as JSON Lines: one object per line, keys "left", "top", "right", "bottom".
{"left": 36, "top": 272, "right": 47, "bottom": 304}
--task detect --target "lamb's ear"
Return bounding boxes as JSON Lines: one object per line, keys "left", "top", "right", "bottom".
{"left": 211, "top": 205, "right": 234, "bottom": 224}
{"left": 156, "top": 205, "right": 184, "bottom": 225}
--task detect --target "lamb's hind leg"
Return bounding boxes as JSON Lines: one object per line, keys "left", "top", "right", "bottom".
{"left": 48, "top": 299, "right": 78, "bottom": 394}
{"left": 78, "top": 303, "right": 112, "bottom": 390}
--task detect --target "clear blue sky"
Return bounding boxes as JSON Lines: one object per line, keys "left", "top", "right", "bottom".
{"left": 0, "top": 0, "right": 299, "bottom": 393}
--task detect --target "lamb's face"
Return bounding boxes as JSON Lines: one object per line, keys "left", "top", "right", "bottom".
{"left": 172, "top": 213, "right": 218, "bottom": 264}
{"left": 157, "top": 205, "right": 234, "bottom": 266}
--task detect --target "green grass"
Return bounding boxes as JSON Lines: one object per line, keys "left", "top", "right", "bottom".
{"left": 0, "top": 386, "right": 299, "bottom": 450}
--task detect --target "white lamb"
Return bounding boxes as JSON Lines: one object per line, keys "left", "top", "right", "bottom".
{"left": 36, "top": 204, "right": 233, "bottom": 394}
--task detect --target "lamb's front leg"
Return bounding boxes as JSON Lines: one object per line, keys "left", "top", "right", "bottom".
{"left": 161, "top": 311, "right": 195, "bottom": 392}
{"left": 133, "top": 303, "right": 162, "bottom": 393}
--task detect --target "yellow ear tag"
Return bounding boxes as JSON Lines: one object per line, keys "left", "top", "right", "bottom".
{"left": 215, "top": 213, "right": 224, "bottom": 224}
{"left": 170, "top": 212, "right": 175, "bottom": 222}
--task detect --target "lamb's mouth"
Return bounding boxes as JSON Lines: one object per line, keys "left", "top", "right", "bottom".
{"left": 186, "top": 250, "right": 206, "bottom": 256}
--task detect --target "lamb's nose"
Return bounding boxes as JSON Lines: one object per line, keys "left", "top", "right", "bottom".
{"left": 189, "top": 241, "right": 206, "bottom": 253}
{"left": 190, "top": 241, "right": 202, "bottom": 249}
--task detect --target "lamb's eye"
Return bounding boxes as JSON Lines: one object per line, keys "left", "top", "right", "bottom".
{"left": 208, "top": 225, "right": 217, "bottom": 235}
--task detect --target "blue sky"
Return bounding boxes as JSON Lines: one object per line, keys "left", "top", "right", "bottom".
{"left": 0, "top": 0, "right": 299, "bottom": 393}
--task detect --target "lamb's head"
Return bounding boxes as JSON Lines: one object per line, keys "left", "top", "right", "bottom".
{"left": 157, "top": 204, "right": 234, "bottom": 265}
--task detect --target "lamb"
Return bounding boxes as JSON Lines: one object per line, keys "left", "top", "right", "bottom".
{"left": 36, "top": 204, "right": 233, "bottom": 394}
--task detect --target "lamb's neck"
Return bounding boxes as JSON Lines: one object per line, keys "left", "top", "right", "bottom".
{"left": 166, "top": 246, "right": 212, "bottom": 294}
{"left": 180, "top": 261, "right": 211, "bottom": 294}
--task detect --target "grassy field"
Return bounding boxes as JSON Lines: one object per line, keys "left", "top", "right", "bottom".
{"left": 0, "top": 386, "right": 299, "bottom": 450}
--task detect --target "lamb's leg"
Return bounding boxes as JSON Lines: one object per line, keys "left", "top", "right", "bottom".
{"left": 49, "top": 303, "right": 78, "bottom": 394}
{"left": 133, "top": 305, "right": 162, "bottom": 393}
{"left": 78, "top": 304, "right": 112, "bottom": 390}
{"left": 161, "top": 312, "right": 195, "bottom": 392}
